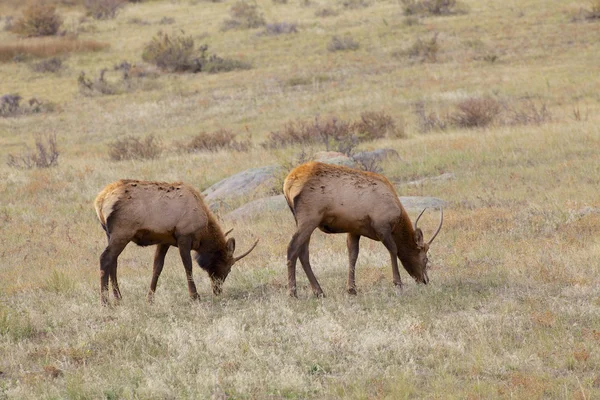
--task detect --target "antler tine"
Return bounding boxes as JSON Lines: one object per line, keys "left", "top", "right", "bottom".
{"left": 233, "top": 238, "right": 260, "bottom": 263}
{"left": 224, "top": 228, "right": 233, "bottom": 237}
{"left": 427, "top": 207, "right": 444, "bottom": 245}
{"left": 414, "top": 208, "right": 427, "bottom": 230}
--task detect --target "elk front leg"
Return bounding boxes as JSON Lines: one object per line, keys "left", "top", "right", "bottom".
{"left": 147, "top": 244, "right": 170, "bottom": 302}
{"left": 380, "top": 234, "right": 403, "bottom": 293}
{"left": 177, "top": 237, "right": 199, "bottom": 301}
{"left": 287, "top": 223, "right": 318, "bottom": 297}
{"left": 346, "top": 233, "right": 360, "bottom": 295}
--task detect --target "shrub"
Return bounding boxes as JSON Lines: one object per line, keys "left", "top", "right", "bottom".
{"left": 341, "top": 0, "right": 370, "bottom": 9}
{"left": 108, "top": 135, "right": 162, "bottom": 161}
{"left": 181, "top": 129, "right": 250, "bottom": 153}
{"left": 401, "top": 0, "right": 459, "bottom": 16}
{"left": 0, "top": 37, "right": 108, "bottom": 63}
{"left": 158, "top": 17, "right": 175, "bottom": 25}
{"left": 449, "top": 97, "right": 501, "bottom": 128}
{"left": 259, "top": 22, "right": 297, "bottom": 36}
{"left": 30, "top": 57, "right": 64, "bottom": 73}
{"left": 502, "top": 98, "right": 552, "bottom": 126}
{"left": 414, "top": 101, "right": 447, "bottom": 133}
{"left": 11, "top": 4, "right": 63, "bottom": 37}
{"left": 221, "top": 1, "right": 265, "bottom": 30}
{"left": 7, "top": 133, "right": 59, "bottom": 169}
{"left": 327, "top": 35, "right": 359, "bottom": 52}
{"left": 353, "top": 111, "right": 405, "bottom": 140}
{"left": 405, "top": 33, "right": 439, "bottom": 62}
{"left": 84, "top": 0, "right": 126, "bottom": 20}
{"left": 78, "top": 64, "right": 160, "bottom": 96}
{"left": 315, "top": 8, "right": 339, "bottom": 17}
{"left": 142, "top": 32, "right": 250, "bottom": 73}
{"left": 0, "top": 94, "right": 56, "bottom": 117}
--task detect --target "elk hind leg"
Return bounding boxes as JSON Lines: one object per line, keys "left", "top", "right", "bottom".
{"left": 99, "top": 238, "right": 128, "bottom": 306}
{"left": 346, "top": 233, "right": 360, "bottom": 295}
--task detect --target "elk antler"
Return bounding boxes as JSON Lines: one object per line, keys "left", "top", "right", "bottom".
{"left": 428, "top": 208, "right": 443, "bottom": 245}
{"left": 224, "top": 228, "right": 233, "bottom": 237}
{"left": 233, "top": 238, "right": 259, "bottom": 263}
{"left": 414, "top": 208, "right": 427, "bottom": 230}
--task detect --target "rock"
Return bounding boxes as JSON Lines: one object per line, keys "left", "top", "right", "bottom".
{"left": 312, "top": 151, "right": 357, "bottom": 168}
{"left": 203, "top": 165, "right": 283, "bottom": 204}
{"left": 353, "top": 148, "right": 402, "bottom": 165}
{"left": 407, "top": 173, "right": 455, "bottom": 186}
{"left": 224, "top": 195, "right": 288, "bottom": 221}
{"left": 224, "top": 194, "right": 445, "bottom": 220}
{"left": 399, "top": 196, "right": 446, "bottom": 211}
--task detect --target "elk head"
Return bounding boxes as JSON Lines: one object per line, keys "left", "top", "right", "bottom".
{"left": 402, "top": 207, "right": 443, "bottom": 284}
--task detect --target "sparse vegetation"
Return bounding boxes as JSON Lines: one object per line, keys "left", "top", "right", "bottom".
{"left": 179, "top": 129, "right": 250, "bottom": 152}
{"left": 315, "top": 8, "right": 339, "bottom": 17}
{"left": 29, "top": 56, "right": 64, "bottom": 73}
{"left": 259, "top": 22, "right": 298, "bottom": 36}
{"left": 108, "top": 134, "right": 162, "bottom": 161}
{"left": 401, "top": 0, "right": 462, "bottom": 16}
{"left": 402, "top": 33, "right": 439, "bottom": 62}
{"left": 0, "top": 37, "right": 108, "bottom": 62}
{"left": 0, "top": 93, "right": 56, "bottom": 117}
{"left": 10, "top": 4, "right": 63, "bottom": 37}
{"left": 327, "top": 35, "right": 359, "bottom": 52}
{"left": 7, "top": 133, "right": 59, "bottom": 169}
{"left": 84, "top": 0, "right": 126, "bottom": 20}
{"left": 221, "top": 1, "right": 266, "bottom": 30}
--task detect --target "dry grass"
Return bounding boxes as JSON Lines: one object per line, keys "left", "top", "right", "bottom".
{"left": 0, "top": 37, "right": 108, "bottom": 62}
{"left": 0, "top": 0, "right": 599, "bottom": 398}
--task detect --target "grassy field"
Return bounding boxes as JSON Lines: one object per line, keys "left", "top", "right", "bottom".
{"left": 1, "top": 0, "right": 600, "bottom": 398}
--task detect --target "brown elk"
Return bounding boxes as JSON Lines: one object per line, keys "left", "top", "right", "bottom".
{"left": 94, "top": 179, "right": 258, "bottom": 305}
{"left": 283, "top": 162, "right": 443, "bottom": 297}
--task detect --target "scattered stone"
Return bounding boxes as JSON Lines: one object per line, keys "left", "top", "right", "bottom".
{"left": 203, "top": 165, "right": 283, "bottom": 204}
{"left": 407, "top": 172, "right": 455, "bottom": 186}
{"left": 312, "top": 151, "right": 357, "bottom": 168}
{"left": 353, "top": 148, "right": 402, "bottom": 165}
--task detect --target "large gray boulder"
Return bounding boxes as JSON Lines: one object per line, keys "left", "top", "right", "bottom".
{"left": 353, "top": 148, "right": 402, "bottom": 165}
{"left": 202, "top": 165, "right": 283, "bottom": 204}
{"left": 312, "top": 151, "right": 357, "bottom": 168}
{"left": 225, "top": 194, "right": 445, "bottom": 221}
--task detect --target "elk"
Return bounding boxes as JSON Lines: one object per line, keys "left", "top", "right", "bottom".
{"left": 94, "top": 179, "right": 259, "bottom": 305}
{"left": 283, "top": 162, "right": 443, "bottom": 297}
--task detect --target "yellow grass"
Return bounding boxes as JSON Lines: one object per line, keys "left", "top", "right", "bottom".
{"left": 1, "top": 0, "right": 599, "bottom": 398}
{"left": 0, "top": 37, "right": 109, "bottom": 62}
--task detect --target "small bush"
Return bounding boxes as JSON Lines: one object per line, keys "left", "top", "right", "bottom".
{"left": 11, "top": 4, "right": 63, "bottom": 37}
{"left": 449, "top": 97, "right": 501, "bottom": 128}
{"left": 128, "top": 17, "right": 150, "bottom": 25}
{"left": 78, "top": 64, "right": 160, "bottom": 96}
{"left": 142, "top": 32, "right": 250, "bottom": 73}
{"left": 259, "top": 22, "right": 297, "bottom": 36}
{"left": 84, "top": 0, "right": 126, "bottom": 20}
{"left": 341, "top": 0, "right": 369, "bottom": 9}
{"left": 7, "top": 133, "right": 59, "bottom": 169}
{"left": 30, "top": 56, "right": 64, "bottom": 73}
{"left": 0, "top": 94, "right": 56, "bottom": 117}
{"left": 315, "top": 8, "right": 339, "bottom": 17}
{"left": 181, "top": 129, "right": 250, "bottom": 153}
{"left": 327, "top": 35, "right": 359, "bottom": 52}
{"left": 353, "top": 111, "right": 405, "bottom": 140}
{"left": 405, "top": 33, "right": 439, "bottom": 62}
{"left": 414, "top": 101, "right": 447, "bottom": 133}
{"left": 158, "top": 17, "right": 175, "bottom": 25}
{"left": 502, "top": 98, "right": 552, "bottom": 126}
{"left": 108, "top": 135, "right": 162, "bottom": 161}
{"left": 221, "top": 1, "right": 266, "bottom": 30}
{"left": 401, "top": 0, "right": 459, "bottom": 16}
{"left": 0, "top": 37, "right": 108, "bottom": 63}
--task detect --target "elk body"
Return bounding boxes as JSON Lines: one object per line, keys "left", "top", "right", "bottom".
{"left": 283, "top": 162, "right": 443, "bottom": 297}
{"left": 94, "top": 179, "right": 258, "bottom": 305}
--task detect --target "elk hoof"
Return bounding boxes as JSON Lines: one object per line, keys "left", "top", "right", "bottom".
{"left": 314, "top": 291, "right": 325, "bottom": 299}
{"left": 288, "top": 289, "right": 298, "bottom": 298}
{"left": 394, "top": 285, "right": 404, "bottom": 296}
{"left": 189, "top": 293, "right": 200, "bottom": 302}
{"left": 347, "top": 287, "right": 357, "bottom": 295}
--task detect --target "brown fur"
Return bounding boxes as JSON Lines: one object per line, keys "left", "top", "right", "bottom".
{"left": 94, "top": 179, "right": 258, "bottom": 305}
{"left": 283, "top": 162, "right": 442, "bottom": 297}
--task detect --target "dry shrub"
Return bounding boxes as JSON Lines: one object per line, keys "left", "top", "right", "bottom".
{"left": 108, "top": 135, "right": 162, "bottom": 161}
{"left": 401, "top": 0, "right": 460, "bottom": 16}
{"left": 502, "top": 98, "right": 551, "bottom": 126}
{"left": 142, "top": 32, "right": 250, "bottom": 73}
{"left": 404, "top": 33, "right": 439, "bottom": 62}
{"left": 414, "top": 101, "right": 447, "bottom": 133}
{"left": 11, "top": 4, "right": 63, "bottom": 37}
{"left": 327, "top": 35, "right": 359, "bottom": 52}
{"left": 30, "top": 56, "right": 63, "bottom": 73}
{"left": 573, "top": 0, "right": 600, "bottom": 21}
{"left": 259, "top": 22, "right": 297, "bottom": 36}
{"left": 221, "top": 1, "right": 265, "bottom": 31}
{"left": 181, "top": 129, "right": 250, "bottom": 153}
{"left": 0, "top": 94, "right": 56, "bottom": 117}
{"left": 315, "top": 8, "right": 339, "bottom": 17}
{"left": 7, "top": 133, "right": 59, "bottom": 169}
{"left": 449, "top": 97, "right": 500, "bottom": 128}
{"left": 341, "top": 0, "right": 370, "bottom": 9}
{"left": 78, "top": 63, "right": 160, "bottom": 96}
{"left": 353, "top": 111, "right": 405, "bottom": 139}
{"left": 0, "top": 37, "right": 108, "bottom": 63}
{"left": 84, "top": 0, "right": 126, "bottom": 20}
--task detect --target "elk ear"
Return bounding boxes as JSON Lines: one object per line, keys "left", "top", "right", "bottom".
{"left": 414, "top": 229, "right": 425, "bottom": 249}
{"left": 226, "top": 238, "right": 236, "bottom": 257}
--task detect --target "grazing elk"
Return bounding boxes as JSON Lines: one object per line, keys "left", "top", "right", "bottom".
{"left": 283, "top": 162, "right": 443, "bottom": 297}
{"left": 94, "top": 179, "right": 258, "bottom": 305}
